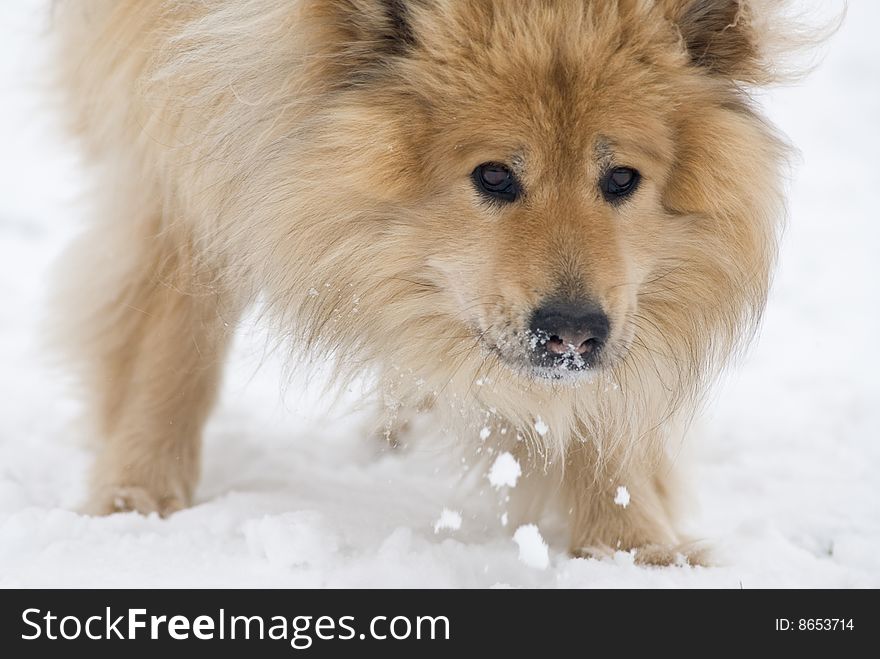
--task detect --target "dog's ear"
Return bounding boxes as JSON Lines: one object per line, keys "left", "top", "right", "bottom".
{"left": 339, "top": 0, "right": 417, "bottom": 57}
{"left": 381, "top": 0, "right": 418, "bottom": 54}
{"left": 301, "top": 0, "right": 418, "bottom": 79}
{"left": 669, "top": 0, "right": 769, "bottom": 83}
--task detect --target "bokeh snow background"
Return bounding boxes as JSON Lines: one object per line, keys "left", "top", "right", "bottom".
{"left": 1, "top": 1, "right": 877, "bottom": 588}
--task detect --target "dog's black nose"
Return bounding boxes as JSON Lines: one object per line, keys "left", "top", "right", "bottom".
{"left": 529, "top": 301, "right": 609, "bottom": 368}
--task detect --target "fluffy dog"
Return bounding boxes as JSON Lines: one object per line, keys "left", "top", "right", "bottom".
{"left": 53, "top": 0, "right": 809, "bottom": 564}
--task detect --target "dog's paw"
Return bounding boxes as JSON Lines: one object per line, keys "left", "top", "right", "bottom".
{"left": 631, "top": 542, "right": 713, "bottom": 567}
{"left": 84, "top": 485, "right": 188, "bottom": 518}
{"left": 572, "top": 541, "right": 713, "bottom": 567}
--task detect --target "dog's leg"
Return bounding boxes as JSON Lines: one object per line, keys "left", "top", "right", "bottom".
{"left": 564, "top": 444, "right": 708, "bottom": 566}
{"left": 55, "top": 202, "right": 239, "bottom": 517}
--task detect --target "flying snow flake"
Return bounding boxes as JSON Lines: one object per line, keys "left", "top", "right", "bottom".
{"left": 534, "top": 417, "right": 549, "bottom": 437}
{"left": 433, "top": 508, "right": 462, "bottom": 534}
{"left": 479, "top": 427, "right": 491, "bottom": 441}
{"left": 513, "top": 524, "right": 549, "bottom": 570}
{"left": 307, "top": 287, "right": 319, "bottom": 297}
{"left": 614, "top": 486, "right": 631, "bottom": 508}
{"left": 500, "top": 512, "right": 508, "bottom": 527}
{"left": 488, "top": 452, "right": 521, "bottom": 489}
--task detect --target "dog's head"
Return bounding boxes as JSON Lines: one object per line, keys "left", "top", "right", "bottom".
{"left": 283, "top": 0, "right": 793, "bottom": 394}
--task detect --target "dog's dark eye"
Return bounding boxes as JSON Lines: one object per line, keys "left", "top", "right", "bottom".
{"left": 601, "top": 167, "right": 640, "bottom": 203}
{"left": 472, "top": 163, "right": 520, "bottom": 203}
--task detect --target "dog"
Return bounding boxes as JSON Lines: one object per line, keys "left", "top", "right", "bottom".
{"left": 52, "top": 0, "right": 809, "bottom": 565}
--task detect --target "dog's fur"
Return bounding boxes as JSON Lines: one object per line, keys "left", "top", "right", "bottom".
{"left": 53, "top": 0, "right": 808, "bottom": 564}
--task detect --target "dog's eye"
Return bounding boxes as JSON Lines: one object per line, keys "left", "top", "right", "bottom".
{"left": 472, "top": 163, "right": 520, "bottom": 203}
{"left": 601, "top": 167, "right": 640, "bottom": 203}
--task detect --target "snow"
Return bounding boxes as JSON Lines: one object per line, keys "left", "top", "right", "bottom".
{"left": 534, "top": 417, "right": 549, "bottom": 437}
{"left": 1, "top": 1, "right": 878, "bottom": 587}
{"left": 245, "top": 512, "right": 340, "bottom": 571}
{"left": 614, "top": 486, "right": 630, "bottom": 509}
{"left": 513, "top": 525, "right": 550, "bottom": 570}
{"left": 433, "top": 509, "right": 462, "bottom": 534}
{"left": 487, "top": 452, "right": 521, "bottom": 490}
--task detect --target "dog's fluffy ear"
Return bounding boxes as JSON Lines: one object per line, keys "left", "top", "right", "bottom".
{"left": 301, "top": 0, "right": 418, "bottom": 81}
{"left": 668, "top": 0, "right": 777, "bottom": 84}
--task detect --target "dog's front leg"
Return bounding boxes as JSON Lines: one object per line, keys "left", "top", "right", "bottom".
{"left": 57, "top": 215, "right": 241, "bottom": 517}
{"left": 564, "top": 443, "right": 708, "bottom": 566}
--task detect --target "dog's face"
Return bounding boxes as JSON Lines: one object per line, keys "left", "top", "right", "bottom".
{"left": 422, "top": 89, "right": 672, "bottom": 380}
{"left": 418, "top": 55, "right": 678, "bottom": 380}
{"left": 299, "top": 0, "right": 784, "bottom": 387}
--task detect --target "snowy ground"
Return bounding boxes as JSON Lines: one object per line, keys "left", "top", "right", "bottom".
{"left": 1, "top": 2, "right": 878, "bottom": 588}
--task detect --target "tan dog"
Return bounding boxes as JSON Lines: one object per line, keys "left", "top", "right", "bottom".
{"left": 53, "top": 0, "right": 809, "bottom": 565}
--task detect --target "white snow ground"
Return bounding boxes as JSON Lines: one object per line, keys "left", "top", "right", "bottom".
{"left": 1, "top": 1, "right": 878, "bottom": 588}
